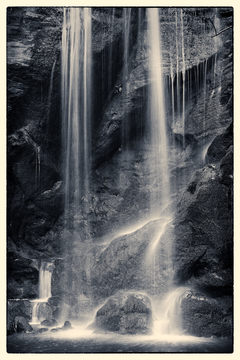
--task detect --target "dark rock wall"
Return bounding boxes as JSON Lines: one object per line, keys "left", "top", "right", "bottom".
{"left": 7, "top": 7, "right": 233, "bottom": 336}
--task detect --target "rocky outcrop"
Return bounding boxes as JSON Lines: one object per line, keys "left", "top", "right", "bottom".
{"left": 206, "top": 122, "right": 233, "bottom": 163}
{"left": 91, "top": 220, "right": 164, "bottom": 300}
{"left": 7, "top": 253, "right": 38, "bottom": 299}
{"left": 51, "top": 321, "right": 72, "bottom": 332}
{"left": 7, "top": 300, "right": 32, "bottom": 334}
{"left": 173, "top": 121, "right": 233, "bottom": 297}
{"left": 181, "top": 290, "right": 232, "bottom": 337}
{"left": 95, "top": 291, "right": 152, "bottom": 334}
{"left": 7, "top": 8, "right": 233, "bottom": 341}
{"left": 13, "top": 316, "right": 33, "bottom": 334}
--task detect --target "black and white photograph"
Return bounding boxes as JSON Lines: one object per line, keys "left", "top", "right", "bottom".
{"left": 5, "top": 5, "right": 234, "bottom": 354}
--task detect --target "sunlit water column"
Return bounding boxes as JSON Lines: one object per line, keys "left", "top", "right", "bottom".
{"left": 61, "top": 8, "right": 92, "bottom": 320}
{"left": 146, "top": 7, "right": 172, "bottom": 290}
{"left": 62, "top": 8, "right": 92, "bottom": 227}
{"left": 147, "top": 8, "right": 170, "bottom": 211}
{"left": 146, "top": 9, "right": 189, "bottom": 337}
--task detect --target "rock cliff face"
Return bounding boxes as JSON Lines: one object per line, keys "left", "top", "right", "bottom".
{"left": 7, "top": 7, "right": 233, "bottom": 339}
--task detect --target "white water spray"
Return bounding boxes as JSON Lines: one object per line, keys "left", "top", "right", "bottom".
{"left": 152, "top": 287, "right": 190, "bottom": 335}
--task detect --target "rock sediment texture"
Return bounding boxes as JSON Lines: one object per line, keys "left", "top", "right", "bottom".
{"left": 7, "top": 7, "right": 233, "bottom": 339}
{"left": 95, "top": 292, "right": 152, "bottom": 334}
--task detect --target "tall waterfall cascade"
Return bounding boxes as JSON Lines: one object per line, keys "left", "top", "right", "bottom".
{"left": 60, "top": 7, "right": 93, "bottom": 321}
{"left": 38, "top": 6, "right": 230, "bottom": 340}
{"left": 146, "top": 8, "right": 186, "bottom": 335}
{"left": 147, "top": 8, "right": 171, "bottom": 211}
{"left": 6, "top": 5, "right": 233, "bottom": 352}
{"left": 62, "top": 8, "right": 92, "bottom": 226}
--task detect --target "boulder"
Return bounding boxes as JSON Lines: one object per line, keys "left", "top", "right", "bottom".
{"left": 50, "top": 320, "right": 72, "bottom": 332}
{"left": 51, "top": 327, "right": 61, "bottom": 332}
{"left": 181, "top": 290, "right": 232, "bottom": 337}
{"left": 13, "top": 316, "right": 33, "bottom": 333}
{"left": 95, "top": 291, "right": 152, "bottom": 334}
{"left": 41, "top": 318, "right": 58, "bottom": 327}
{"left": 63, "top": 321, "right": 72, "bottom": 329}
{"left": 36, "top": 327, "right": 49, "bottom": 334}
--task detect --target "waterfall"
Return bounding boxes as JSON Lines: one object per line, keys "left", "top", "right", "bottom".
{"left": 60, "top": 7, "right": 92, "bottom": 320}
{"left": 62, "top": 8, "right": 92, "bottom": 226}
{"left": 147, "top": 8, "right": 170, "bottom": 211}
{"left": 35, "top": 146, "right": 40, "bottom": 190}
{"left": 180, "top": 9, "right": 186, "bottom": 148}
{"left": 47, "top": 59, "right": 56, "bottom": 123}
{"left": 152, "top": 287, "right": 190, "bottom": 335}
{"left": 107, "top": 8, "right": 115, "bottom": 92}
{"left": 175, "top": 10, "right": 180, "bottom": 116}
{"left": 146, "top": 9, "right": 191, "bottom": 336}
{"left": 31, "top": 261, "right": 53, "bottom": 324}
{"left": 146, "top": 7, "right": 173, "bottom": 288}
{"left": 121, "top": 8, "right": 132, "bottom": 150}
{"left": 39, "top": 262, "right": 52, "bottom": 299}
{"left": 203, "top": 58, "right": 208, "bottom": 135}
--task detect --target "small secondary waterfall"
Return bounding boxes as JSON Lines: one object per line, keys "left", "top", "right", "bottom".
{"left": 62, "top": 8, "right": 92, "bottom": 226}
{"left": 31, "top": 261, "right": 53, "bottom": 324}
{"left": 152, "top": 287, "right": 190, "bottom": 335}
{"left": 35, "top": 146, "right": 40, "bottom": 190}
{"left": 47, "top": 59, "right": 56, "bottom": 123}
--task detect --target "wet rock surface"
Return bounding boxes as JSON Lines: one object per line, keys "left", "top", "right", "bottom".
{"left": 95, "top": 291, "right": 152, "bottom": 334}
{"left": 13, "top": 316, "right": 33, "bottom": 334}
{"left": 91, "top": 220, "right": 164, "bottom": 300}
{"left": 7, "top": 300, "right": 32, "bottom": 335}
{"left": 7, "top": 7, "right": 233, "bottom": 342}
{"left": 173, "top": 121, "right": 233, "bottom": 296}
{"left": 7, "top": 253, "right": 38, "bottom": 299}
{"left": 181, "top": 290, "right": 232, "bottom": 337}
{"left": 40, "top": 319, "right": 58, "bottom": 327}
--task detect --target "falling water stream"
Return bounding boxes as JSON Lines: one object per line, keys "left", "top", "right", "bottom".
{"left": 147, "top": 8, "right": 170, "bottom": 210}
{"left": 146, "top": 8, "right": 186, "bottom": 336}
{"left": 60, "top": 7, "right": 93, "bottom": 321}
{"left": 46, "top": 60, "right": 56, "bottom": 124}
{"left": 121, "top": 8, "right": 132, "bottom": 150}
{"left": 35, "top": 146, "right": 41, "bottom": 190}
{"left": 31, "top": 262, "right": 53, "bottom": 324}
{"left": 180, "top": 9, "right": 186, "bottom": 148}
{"left": 62, "top": 7, "right": 92, "bottom": 225}
{"left": 11, "top": 8, "right": 230, "bottom": 352}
